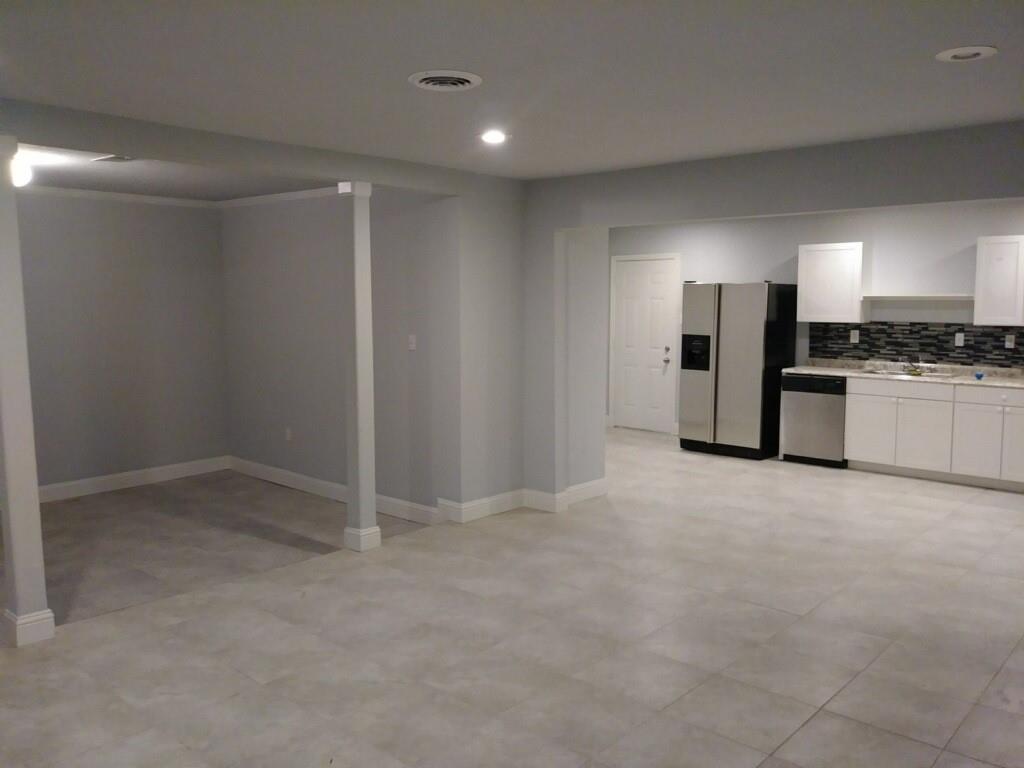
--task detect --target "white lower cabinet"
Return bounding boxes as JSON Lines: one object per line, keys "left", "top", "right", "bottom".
{"left": 896, "top": 398, "right": 953, "bottom": 472}
{"left": 1001, "top": 406, "right": 1024, "bottom": 482}
{"left": 845, "top": 394, "right": 897, "bottom": 464}
{"left": 952, "top": 402, "right": 1004, "bottom": 479}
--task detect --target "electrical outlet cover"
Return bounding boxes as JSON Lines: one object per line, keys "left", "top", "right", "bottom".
{"left": 1007, "top": 334, "right": 1016, "bottom": 350}
{"left": 850, "top": 329, "right": 859, "bottom": 344}
{"left": 954, "top": 332, "right": 965, "bottom": 347}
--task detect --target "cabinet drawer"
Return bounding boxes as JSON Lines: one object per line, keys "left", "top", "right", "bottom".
{"left": 847, "top": 377, "right": 953, "bottom": 401}
{"left": 954, "top": 385, "right": 1024, "bottom": 408}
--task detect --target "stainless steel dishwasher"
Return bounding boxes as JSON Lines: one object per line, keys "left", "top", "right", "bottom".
{"left": 781, "top": 374, "right": 847, "bottom": 468}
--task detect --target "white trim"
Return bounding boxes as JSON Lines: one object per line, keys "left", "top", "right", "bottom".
{"left": 561, "top": 477, "right": 610, "bottom": 508}
{"left": 343, "top": 526, "right": 381, "bottom": 552}
{"left": 18, "top": 185, "right": 218, "bottom": 209}
{"left": 376, "top": 493, "right": 447, "bottom": 525}
{"left": 229, "top": 457, "right": 347, "bottom": 502}
{"left": 439, "top": 490, "right": 525, "bottom": 523}
{"left": 39, "top": 456, "right": 232, "bottom": 502}
{"left": 230, "top": 458, "right": 444, "bottom": 525}
{"left": 524, "top": 477, "right": 609, "bottom": 513}
{"left": 1, "top": 608, "right": 55, "bottom": 647}
{"left": 216, "top": 186, "right": 339, "bottom": 208}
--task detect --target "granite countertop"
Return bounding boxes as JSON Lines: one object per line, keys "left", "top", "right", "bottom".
{"left": 783, "top": 359, "right": 1024, "bottom": 390}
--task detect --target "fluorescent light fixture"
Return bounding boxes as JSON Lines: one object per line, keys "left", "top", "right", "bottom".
{"left": 9, "top": 154, "right": 33, "bottom": 187}
{"left": 481, "top": 129, "right": 507, "bottom": 145}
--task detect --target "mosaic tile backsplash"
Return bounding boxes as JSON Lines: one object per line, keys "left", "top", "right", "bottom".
{"left": 809, "top": 322, "right": 1024, "bottom": 368}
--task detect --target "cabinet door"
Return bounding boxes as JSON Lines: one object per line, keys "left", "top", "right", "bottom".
{"left": 845, "top": 393, "right": 896, "bottom": 464}
{"left": 895, "top": 398, "right": 953, "bottom": 472}
{"left": 1001, "top": 406, "right": 1024, "bottom": 481}
{"left": 797, "top": 242, "right": 863, "bottom": 323}
{"left": 974, "top": 235, "right": 1024, "bottom": 326}
{"left": 951, "top": 402, "right": 1003, "bottom": 479}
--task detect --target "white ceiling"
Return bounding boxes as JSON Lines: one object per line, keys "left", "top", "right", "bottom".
{"left": 1, "top": 1, "right": 1021, "bottom": 179}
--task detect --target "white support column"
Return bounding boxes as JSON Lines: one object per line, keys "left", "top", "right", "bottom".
{"left": 0, "top": 136, "right": 55, "bottom": 646}
{"left": 338, "top": 181, "right": 380, "bottom": 551}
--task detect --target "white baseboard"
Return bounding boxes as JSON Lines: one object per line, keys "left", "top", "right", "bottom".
{"left": 39, "top": 456, "right": 232, "bottom": 502}
{"left": 438, "top": 489, "right": 525, "bottom": 523}
{"left": 343, "top": 526, "right": 382, "bottom": 552}
{"left": 230, "top": 458, "right": 444, "bottom": 525}
{"left": 523, "top": 477, "right": 609, "bottom": 513}
{"left": 2, "top": 608, "right": 55, "bottom": 647}
{"left": 229, "top": 457, "right": 347, "bottom": 502}
{"left": 36, "top": 456, "right": 608, "bottom": 528}
{"left": 376, "top": 493, "right": 447, "bottom": 525}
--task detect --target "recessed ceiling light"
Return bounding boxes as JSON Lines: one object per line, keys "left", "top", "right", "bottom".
{"left": 481, "top": 129, "right": 507, "bottom": 145}
{"left": 409, "top": 70, "right": 482, "bottom": 92}
{"left": 935, "top": 45, "right": 998, "bottom": 62}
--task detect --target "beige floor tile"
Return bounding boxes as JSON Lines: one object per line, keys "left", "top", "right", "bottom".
{"left": 825, "top": 671, "right": 973, "bottom": 747}
{"left": 933, "top": 752, "right": 1001, "bottom": 768}
{"left": 776, "top": 711, "right": 939, "bottom": 768}
{"left": 573, "top": 646, "right": 711, "bottom": 709}
{"left": 62, "top": 729, "right": 213, "bottom": 768}
{"left": 667, "top": 675, "right": 816, "bottom": 753}
{"left": 979, "top": 666, "right": 1024, "bottom": 715}
{"left": 498, "top": 677, "right": 655, "bottom": 757}
{"left": 722, "top": 645, "right": 859, "bottom": 706}
{"left": 948, "top": 705, "right": 1024, "bottom": 768}
{"left": 416, "top": 719, "right": 587, "bottom": 768}
{"left": 492, "top": 619, "right": 622, "bottom": 674}
{"left": 766, "top": 617, "right": 891, "bottom": 670}
{"left": 866, "top": 641, "right": 1004, "bottom": 701}
{"left": 597, "top": 714, "right": 766, "bottom": 768}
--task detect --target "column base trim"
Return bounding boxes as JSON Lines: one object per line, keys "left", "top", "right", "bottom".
{"left": 344, "top": 526, "right": 382, "bottom": 552}
{"left": 524, "top": 477, "right": 609, "bottom": 513}
{"left": 2, "top": 608, "right": 55, "bottom": 647}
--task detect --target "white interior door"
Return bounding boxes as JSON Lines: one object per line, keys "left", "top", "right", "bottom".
{"left": 612, "top": 256, "right": 681, "bottom": 432}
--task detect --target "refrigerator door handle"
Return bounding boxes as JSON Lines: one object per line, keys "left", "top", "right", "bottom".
{"left": 707, "top": 285, "right": 720, "bottom": 443}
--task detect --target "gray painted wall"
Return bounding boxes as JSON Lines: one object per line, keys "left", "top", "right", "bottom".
{"left": 222, "top": 195, "right": 351, "bottom": 485}
{"left": 17, "top": 190, "right": 227, "bottom": 485}
{"left": 457, "top": 194, "right": 524, "bottom": 502}
{"left": 371, "top": 188, "right": 461, "bottom": 506}
{"left": 524, "top": 121, "right": 1024, "bottom": 493}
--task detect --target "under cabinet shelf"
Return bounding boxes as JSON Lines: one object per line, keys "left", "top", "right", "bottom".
{"left": 861, "top": 294, "right": 974, "bottom": 302}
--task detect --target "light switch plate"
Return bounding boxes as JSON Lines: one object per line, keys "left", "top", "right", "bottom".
{"left": 954, "top": 332, "right": 965, "bottom": 347}
{"left": 408, "top": 334, "right": 417, "bottom": 351}
{"left": 1007, "top": 334, "right": 1016, "bottom": 350}
{"left": 849, "top": 329, "right": 860, "bottom": 344}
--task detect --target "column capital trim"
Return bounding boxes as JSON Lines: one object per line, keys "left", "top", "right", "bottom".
{"left": 337, "top": 181, "right": 372, "bottom": 197}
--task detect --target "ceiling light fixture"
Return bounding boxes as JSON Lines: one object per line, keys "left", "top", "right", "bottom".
{"left": 481, "top": 129, "right": 507, "bottom": 145}
{"left": 935, "top": 45, "right": 998, "bottom": 62}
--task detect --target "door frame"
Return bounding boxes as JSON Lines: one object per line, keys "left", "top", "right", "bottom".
{"left": 608, "top": 253, "right": 683, "bottom": 432}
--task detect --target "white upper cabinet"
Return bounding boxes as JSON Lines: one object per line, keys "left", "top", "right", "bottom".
{"left": 973, "top": 235, "right": 1024, "bottom": 326}
{"left": 797, "top": 242, "right": 863, "bottom": 323}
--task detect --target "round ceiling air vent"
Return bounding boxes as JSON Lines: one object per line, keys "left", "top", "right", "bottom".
{"left": 935, "top": 46, "right": 998, "bottom": 62}
{"left": 409, "top": 70, "right": 482, "bottom": 92}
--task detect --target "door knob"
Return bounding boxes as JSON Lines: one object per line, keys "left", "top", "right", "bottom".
{"left": 662, "top": 357, "right": 671, "bottom": 364}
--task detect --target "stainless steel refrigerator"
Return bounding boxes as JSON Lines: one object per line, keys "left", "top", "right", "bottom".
{"left": 678, "top": 282, "right": 797, "bottom": 459}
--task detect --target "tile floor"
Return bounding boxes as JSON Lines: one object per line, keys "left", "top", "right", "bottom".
{"left": 2, "top": 428, "right": 1024, "bottom": 767}
{"left": 0, "top": 470, "right": 422, "bottom": 624}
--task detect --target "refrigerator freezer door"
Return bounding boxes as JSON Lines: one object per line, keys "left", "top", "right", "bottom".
{"left": 678, "top": 283, "right": 718, "bottom": 442}
{"left": 715, "top": 284, "right": 768, "bottom": 449}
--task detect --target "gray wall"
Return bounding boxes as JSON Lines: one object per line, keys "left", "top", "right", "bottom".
{"left": 457, "top": 193, "right": 524, "bottom": 502}
{"left": 524, "top": 120, "right": 1024, "bottom": 493}
{"left": 371, "top": 188, "right": 461, "bottom": 506}
{"left": 17, "top": 190, "right": 227, "bottom": 485}
{"left": 222, "top": 195, "right": 350, "bottom": 485}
